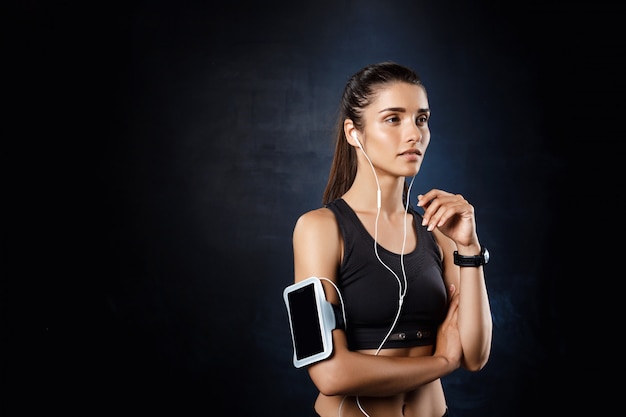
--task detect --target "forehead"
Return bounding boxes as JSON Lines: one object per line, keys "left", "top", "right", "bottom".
{"left": 369, "top": 82, "right": 428, "bottom": 111}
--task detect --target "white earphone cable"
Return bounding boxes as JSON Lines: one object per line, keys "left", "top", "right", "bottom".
{"left": 352, "top": 138, "right": 416, "bottom": 416}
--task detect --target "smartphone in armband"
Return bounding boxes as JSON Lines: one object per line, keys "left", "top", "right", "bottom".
{"left": 283, "top": 276, "right": 337, "bottom": 368}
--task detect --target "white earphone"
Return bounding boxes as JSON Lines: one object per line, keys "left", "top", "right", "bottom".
{"left": 345, "top": 126, "right": 415, "bottom": 416}
{"left": 351, "top": 131, "right": 363, "bottom": 149}
{"left": 348, "top": 128, "right": 414, "bottom": 355}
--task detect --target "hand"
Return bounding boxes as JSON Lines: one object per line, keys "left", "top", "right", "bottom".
{"left": 433, "top": 284, "right": 462, "bottom": 370}
{"left": 416, "top": 189, "right": 478, "bottom": 248}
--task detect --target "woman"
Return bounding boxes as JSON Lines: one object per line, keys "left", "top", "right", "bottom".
{"left": 292, "top": 61, "right": 492, "bottom": 417}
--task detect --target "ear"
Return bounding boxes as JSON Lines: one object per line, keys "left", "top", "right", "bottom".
{"left": 344, "top": 119, "right": 360, "bottom": 148}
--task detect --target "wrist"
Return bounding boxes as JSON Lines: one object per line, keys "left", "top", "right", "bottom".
{"left": 454, "top": 243, "right": 481, "bottom": 256}
{"left": 453, "top": 245, "right": 489, "bottom": 267}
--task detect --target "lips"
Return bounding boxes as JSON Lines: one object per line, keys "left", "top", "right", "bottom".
{"left": 399, "top": 149, "right": 421, "bottom": 156}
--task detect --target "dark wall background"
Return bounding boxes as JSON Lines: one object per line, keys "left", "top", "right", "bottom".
{"left": 5, "top": 0, "right": 620, "bottom": 416}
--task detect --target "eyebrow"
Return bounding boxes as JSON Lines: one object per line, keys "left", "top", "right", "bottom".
{"left": 378, "top": 107, "right": 430, "bottom": 113}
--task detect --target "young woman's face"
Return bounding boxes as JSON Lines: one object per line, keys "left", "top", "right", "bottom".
{"left": 360, "top": 82, "right": 431, "bottom": 178}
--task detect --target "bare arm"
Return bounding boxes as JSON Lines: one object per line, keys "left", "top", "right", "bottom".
{"left": 418, "top": 190, "right": 493, "bottom": 371}
{"left": 292, "top": 208, "right": 463, "bottom": 397}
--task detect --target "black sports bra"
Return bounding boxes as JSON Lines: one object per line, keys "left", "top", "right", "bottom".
{"left": 326, "top": 198, "right": 448, "bottom": 350}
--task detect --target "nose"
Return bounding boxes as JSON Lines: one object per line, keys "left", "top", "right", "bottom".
{"left": 406, "top": 126, "right": 422, "bottom": 143}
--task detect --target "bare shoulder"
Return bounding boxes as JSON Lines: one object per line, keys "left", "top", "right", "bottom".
{"left": 293, "top": 207, "right": 342, "bottom": 283}
{"left": 294, "top": 207, "right": 337, "bottom": 234}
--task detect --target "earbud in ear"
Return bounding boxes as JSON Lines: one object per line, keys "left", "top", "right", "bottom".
{"left": 352, "top": 132, "right": 363, "bottom": 149}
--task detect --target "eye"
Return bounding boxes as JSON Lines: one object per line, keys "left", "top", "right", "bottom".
{"left": 384, "top": 115, "right": 401, "bottom": 124}
{"left": 416, "top": 114, "right": 429, "bottom": 125}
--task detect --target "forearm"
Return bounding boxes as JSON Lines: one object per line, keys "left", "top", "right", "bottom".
{"left": 458, "top": 265, "right": 492, "bottom": 371}
{"left": 309, "top": 349, "right": 456, "bottom": 397}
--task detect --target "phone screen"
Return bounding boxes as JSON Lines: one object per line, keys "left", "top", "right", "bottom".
{"left": 287, "top": 282, "right": 324, "bottom": 360}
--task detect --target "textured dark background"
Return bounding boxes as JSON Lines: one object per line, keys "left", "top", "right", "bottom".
{"left": 4, "top": 0, "right": 621, "bottom": 416}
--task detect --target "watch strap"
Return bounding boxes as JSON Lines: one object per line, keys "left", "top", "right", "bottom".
{"left": 453, "top": 246, "right": 489, "bottom": 267}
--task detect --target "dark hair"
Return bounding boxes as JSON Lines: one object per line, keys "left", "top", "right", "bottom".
{"left": 322, "top": 62, "right": 425, "bottom": 205}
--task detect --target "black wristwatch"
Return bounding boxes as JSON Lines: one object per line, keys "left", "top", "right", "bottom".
{"left": 453, "top": 246, "right": 489, "bottom": 267}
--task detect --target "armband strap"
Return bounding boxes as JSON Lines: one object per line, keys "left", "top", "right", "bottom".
{"left": 331, "top": 303, "right": 345, "bottom": 330}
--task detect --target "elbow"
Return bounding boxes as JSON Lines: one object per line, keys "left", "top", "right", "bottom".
{"left": 461, "top": 321, "right": 492, "bottom": 372}
{"left": 308, "top": 359, "right": 352, "bottom": 396}
{"left": 463, "top": 354, "right": 489, "bottom": 372}
{"left": 463, "top": 342, "right": 492, "bottom": 372}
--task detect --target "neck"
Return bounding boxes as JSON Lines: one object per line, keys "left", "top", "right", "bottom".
{"left": 344, "top": 171, "right": 409, "bottom": 214}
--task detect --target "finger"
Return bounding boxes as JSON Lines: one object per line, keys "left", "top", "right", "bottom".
{"left": 448, "top": 283, "right": 456, "bottom": 295}
{"left": 419, "top": 194, "right": 445, "bottom": 227}
{"left": 450, "top": 302, "right": 459, "bottom": 325}
{"left": 429, "top": 195, "right": 470, "bottom": 230}
{"left": 416, "top": 189, "right": 447, "bottom": 208}
{"left": 445, "top": 286, "right": 460, "bottom": 318}
{"left": 416, "top": 192, "right": 431, "bottom": 207}
{"left": 432, "top": 204, "right": 460, "bottom": 229}
{"left": 449, "top": 286, "right": 460, "bottom": 307}
{"left": 423, "top": 198, "right": 456, "bottom": 231}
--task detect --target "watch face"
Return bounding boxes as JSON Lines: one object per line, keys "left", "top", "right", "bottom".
{"left": 483, "top": 248, "right": 490, "bottom": 264}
